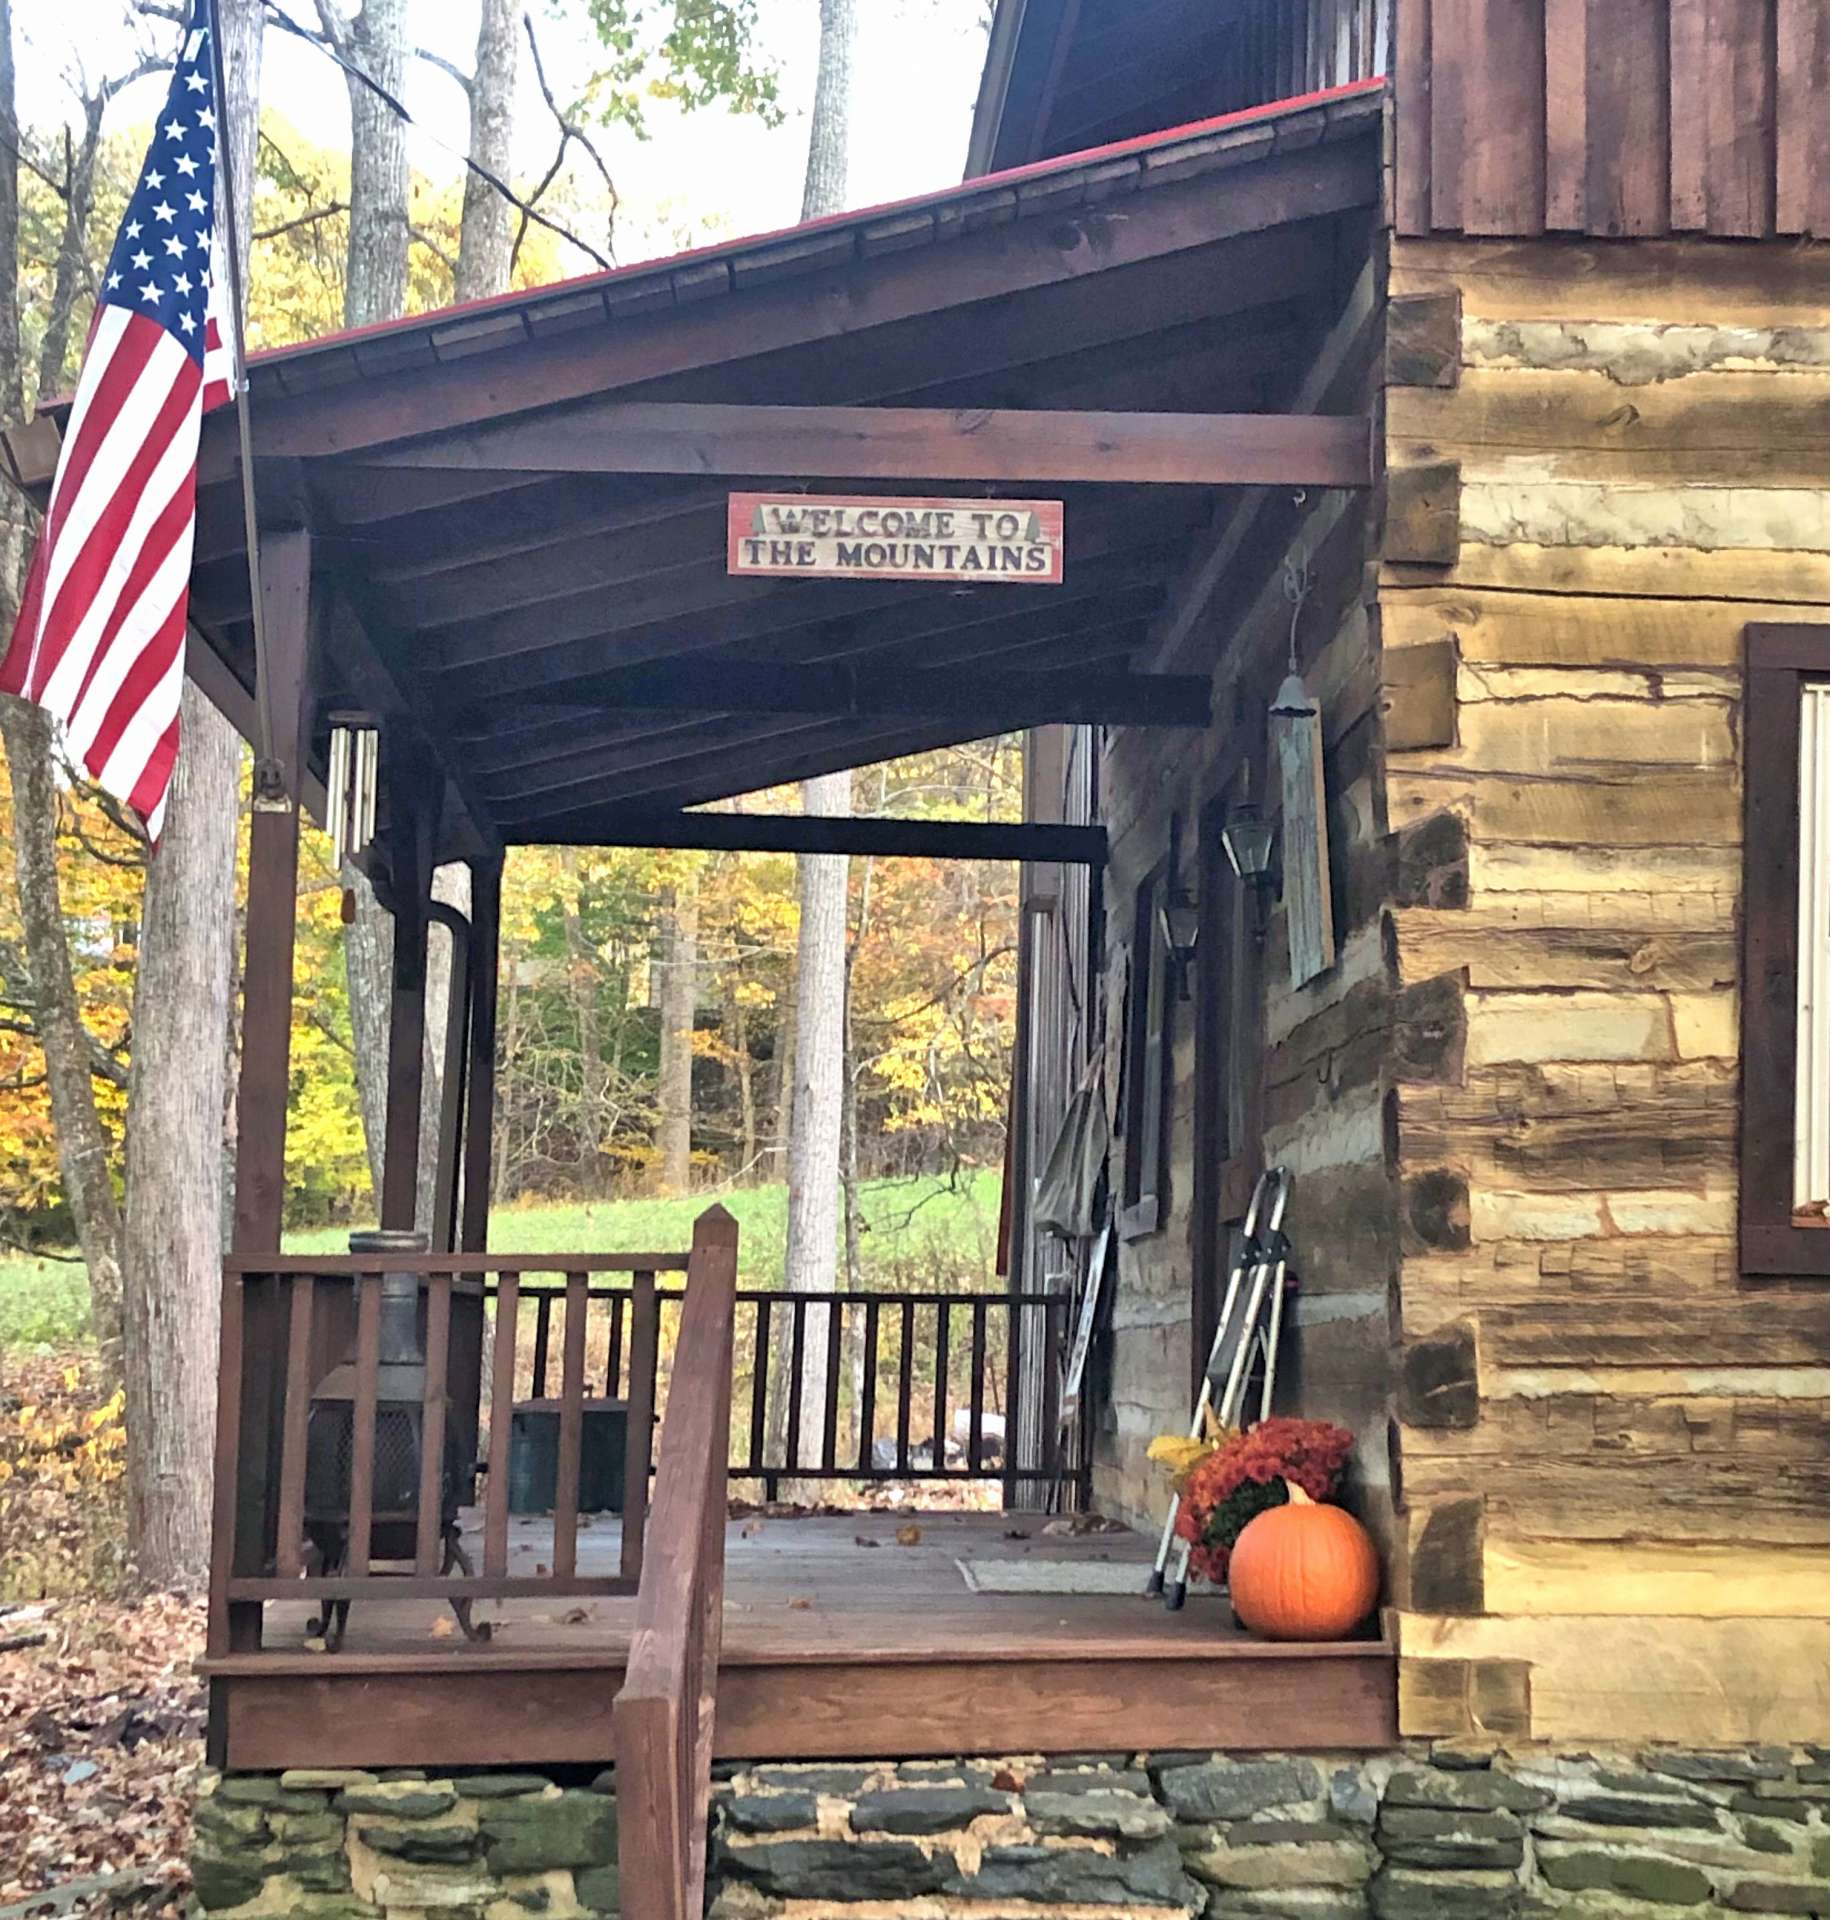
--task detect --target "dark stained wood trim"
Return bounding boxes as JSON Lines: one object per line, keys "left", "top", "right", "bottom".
{"left": 457, "top": 661, "right": 1211, "bottom": 731}
{"left": 229, "top": 527, "right": 314, "bottom": 1253}
{"left": 224, "top": 141, "right": 1379, "bottom": 468}
{"left": 364, "top": 402, "right": 1376, "bottom": 491}
{"left": 1394, "top": 0, "right": 1433, "bottom": 232}
{"left": 210, "top": 1641, "right": 1398, "bottom": 1768}
{"left": 1147, "top": 255, "right": 1380, "bottom": 673}
{"left": 1740, "top": 622, "right": 1830, "bottom": 1279}
{"left": 517, "top": 812, "right": 1109, "bottom": 864}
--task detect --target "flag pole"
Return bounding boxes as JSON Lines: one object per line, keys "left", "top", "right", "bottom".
{"left": 204, "top": 0, "right": 284, "bottom": 809}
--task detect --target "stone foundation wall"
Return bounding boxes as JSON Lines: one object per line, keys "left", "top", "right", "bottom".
{"left": 193, "top": 1745, "right": 1830, "bottom": 1920}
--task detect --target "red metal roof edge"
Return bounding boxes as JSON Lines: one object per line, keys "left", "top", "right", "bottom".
{"left": 244, "top": 78, "right": 1387, "bottom": 376}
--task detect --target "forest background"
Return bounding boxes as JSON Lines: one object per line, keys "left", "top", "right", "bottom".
{"left": 1, "top": 0, "right": 1011, "bottom": 1259}
{"left": 1, "top": 0, "right": 1012, "bottom": 1579}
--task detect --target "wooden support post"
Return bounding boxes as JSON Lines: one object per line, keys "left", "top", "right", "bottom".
{"left": 449, "top": 856, "right": 501, "bottom": 1494}
{"left": 379, "top": 767, "right": 435, "bottom": 1234}
{"left": 212, "top": 525, "right": 313, "bottom": 1665}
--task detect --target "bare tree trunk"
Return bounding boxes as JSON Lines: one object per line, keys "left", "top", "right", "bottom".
{"left": 122, "top": 690, "right": 239, "bottom": 1587}
{"left": 779, "top": 0, "right": 857, "bottom": 1485}
{"left": 0, "top": 0, "right": 126, "bottom": 1370}
{"left": 116, "top": 0, "right": 262, "bottom": 1592}
{"left": 800, "top": 0, "right": 856, "bottom": 221}
{"left": 455, "top": 0, "right": 517, "bottom": 303}
{"left": 325, "top": 0, "right": 412, "bottom": 1214}
{"left": 656, "top": 883, "right": 697, "bottom": 1194}
{"left": 729, "top": 991, "right": 756, "bottom": 1178}
{"left": 0, "top": 703, "right": 126, "bottom": 1369}
{"left": 768, "top": 969, "right": 795, "bottom": 1181}
{"left": 784, "top": 769, "right": 850, "bottom": 1472}
{"left": 559, "top": 852, "right": 606, "bottom": 1190}
{"left": 338, "top": 0, "right": 409, "bottom": 327}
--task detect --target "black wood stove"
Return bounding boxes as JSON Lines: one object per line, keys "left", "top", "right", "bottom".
{"left": 302, "top": 1229, "right": 486, "bottom": 1648}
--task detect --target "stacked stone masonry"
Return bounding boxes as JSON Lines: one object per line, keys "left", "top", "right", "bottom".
{"left": 193, "top": 1746, "right": 1830, "bottom": 1919}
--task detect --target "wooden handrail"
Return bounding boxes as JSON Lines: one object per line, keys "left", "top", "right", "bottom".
{"left": 613, "top": 1205, "right": 738, "bottom": 1920}
{"left": 223, "top": 1251, "right": 691, "bottom": 1275}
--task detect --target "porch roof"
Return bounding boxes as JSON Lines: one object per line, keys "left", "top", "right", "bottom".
{"left": 7, "top": 81, "right": 1384, "bottom": 862}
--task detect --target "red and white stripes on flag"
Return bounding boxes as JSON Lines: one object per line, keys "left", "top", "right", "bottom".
{"left": 0, "top": 21, "right": 232, "bottom": 845}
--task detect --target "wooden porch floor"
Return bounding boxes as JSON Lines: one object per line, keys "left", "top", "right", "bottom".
{"left": 206, "top": 1512, "right": 1396, "bottom": 1768}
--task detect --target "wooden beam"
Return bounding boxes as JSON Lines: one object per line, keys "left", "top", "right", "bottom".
{"left": 1147, "top": 253, "right": 1382, "bottom": 671}
{"left": 230, "top": 527, "right": 315, "bottom": 1254}
{"left": 467, "top": 660, "right": 1209, "bottom": 730}
{"left": 480, "top": 617, "right": 1150, "bottom": 814}
{"left": 508, "top": 811, "right": 1109, "bottom": 863}
{"left": 426, "top": 500, "right": 1195, "bottom": 695}
{"left": 211, "top": 140, "right": 1377, "bottom": 471}
{"left": 455, "top": 578, "right": 1164, "bottom": 754}
{"left": 366, "top": 402, "right": 1374, "bottom": 490}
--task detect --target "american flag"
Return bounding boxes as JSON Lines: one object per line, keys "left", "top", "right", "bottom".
{"left": 1, "top": 19, "right": 235, "bottom": 843}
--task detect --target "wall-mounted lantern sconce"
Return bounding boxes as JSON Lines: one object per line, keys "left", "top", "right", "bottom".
{"left": 1161, "top": 813, "right": 1201, "bottom": 999}
{"left": 1220, "top": 801, "right": 1278, "bottom": 944}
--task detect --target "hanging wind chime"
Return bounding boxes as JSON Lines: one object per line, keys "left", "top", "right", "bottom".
{"left": 326, "top": 716, "right": 380, "bottom": 921}
{"left": 1270, "top": 553, "right": 1336, "bottom": 988}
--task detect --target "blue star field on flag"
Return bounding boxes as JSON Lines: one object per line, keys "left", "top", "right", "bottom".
{"left": 98, "top": 23, "right": 219, "bottom": 370}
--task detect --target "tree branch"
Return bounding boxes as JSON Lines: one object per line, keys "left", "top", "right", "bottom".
{"left": 254, "top": 201, "right": 347, "bottom": 242}
{"left": 415, "top": 45, "right": 473, "bottom": 97}
{"left": 407, "top": 222, "right": 458, "bottom": 275}
{"left": 515, "top": 9, "right": 618, "bottom": 274}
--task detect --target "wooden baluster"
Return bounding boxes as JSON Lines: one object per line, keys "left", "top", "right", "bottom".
{"left": 1043, "top": 1296, "right": 1064, "bottom": 1491}
{"left": 785, "top": 1298, "right": 807, "bottom": 1473}
{"left": 968, "top": 1299, "right": 987, "bottom": 1473}
{"left": 531, "top": 1291, "right": 552, "bottom": 1399}
{"left": 415, "top": 1272, "right": 453, "bottom": 1574}
{"left": 621, "top": 1270, "right": 658, "bottom": 1584}
{"left": 555, "top": 1272, "right": 588, "bottom": 1580}
{"left": 821, "top": 1299, "right": 843, "bottom": 1472}
{"left": 275, "top": 1273, "right": 316, "bottom": 1578}
{"left": 485, "top": 1274, "right": 519, "bottom": 1579}
{"left": 896, "top": 1299, "right": 914, "bottom": 1471}
{"left": 857, "top": 1299, "right": 880, "bottom": 1474}
{"left": 747, "top": 1298, "right": 771, "bottom": 1474}
{"left": 932, "top": 1300, "right": 951, "bottom": 1474}
{"left": 207, "top": 1269, "right": 248, "bottom": 1660}
{"left": 346, "top": 1272, "right": 382, "bottom": 1577}
{"left": 1002, "top": 1297, "right": 1024, "bottom": 1508}
{"left": 606, "top": 1290, "right": 626, "bottom": 1398}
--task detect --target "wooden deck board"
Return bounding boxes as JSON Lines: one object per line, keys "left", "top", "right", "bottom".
{"left": 207, "top": 1512, "right": 1398, "bottom": 1766}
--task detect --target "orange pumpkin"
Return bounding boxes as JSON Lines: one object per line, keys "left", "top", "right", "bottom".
{"left": 1227, "top": 1482, "right": 1380, "bottom": 1641}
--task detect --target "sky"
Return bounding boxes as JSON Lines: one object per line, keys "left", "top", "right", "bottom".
{"left": 18, "top": 1, "right": 995, "bottom": 278}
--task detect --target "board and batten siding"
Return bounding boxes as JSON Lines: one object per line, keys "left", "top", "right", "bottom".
{"left": 1382, "top": 234, "right": 1830, "bottom": 1745}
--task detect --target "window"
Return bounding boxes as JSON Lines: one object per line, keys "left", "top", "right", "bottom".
{"left": 1740, "top": 624, "right": 1830, "bottom": 1275}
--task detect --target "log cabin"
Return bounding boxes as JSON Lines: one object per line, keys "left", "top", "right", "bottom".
{"left": 6, "top": 3, "right": 1829, "bottom": 1916}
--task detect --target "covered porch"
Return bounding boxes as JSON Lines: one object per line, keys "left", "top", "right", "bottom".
{"left": 206, "top": 1509, "right": 1396, "bottom": 1769}
{"left": 5, "top": 80, "right": 1402, "bottom": 1779}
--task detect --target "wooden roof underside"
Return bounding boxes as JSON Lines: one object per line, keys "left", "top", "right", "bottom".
{"left": 188, "top": 89, "right": 1380, "bottom": 855}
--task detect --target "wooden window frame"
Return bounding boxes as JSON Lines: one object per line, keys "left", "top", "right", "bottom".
{"left": 1740, "top": 623, "right": 1830, "bottom": 1277}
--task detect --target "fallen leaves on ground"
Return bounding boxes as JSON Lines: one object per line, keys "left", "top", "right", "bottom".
{"left": 0, "top": 1351, "right": 203, "bottom": 1913}
{"left": 0, "top": 1590, "right": 205, "bottom": 1913}
{"left": 894, "top": 1523, "right": 923, "bottom": 1546}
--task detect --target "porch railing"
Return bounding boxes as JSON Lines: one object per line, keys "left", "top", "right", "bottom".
{"left": 614, "top": 1208, "right": 738, "bottom": 1920}
{"left": 208, "top": 1249, "right": 1076, "bottom": 1655}
{"left": 207, "top": 1246, "right": 689, "bottom": 1654}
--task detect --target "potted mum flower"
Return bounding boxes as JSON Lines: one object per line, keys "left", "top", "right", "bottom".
{"left": 1151, "top": 1415, "right": 1354, "bottom": 1585}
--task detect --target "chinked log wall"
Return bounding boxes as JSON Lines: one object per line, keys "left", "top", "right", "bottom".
{"left": 1381, "top": 235, "right": 1830, "bottom": 1744}
{"left": 1092, "top": 283, "right": 1398, "bottom": 1559}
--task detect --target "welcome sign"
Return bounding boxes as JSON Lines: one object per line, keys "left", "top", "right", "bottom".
{"left": 727, "top": 492, "right": 1065, "bottom": 585}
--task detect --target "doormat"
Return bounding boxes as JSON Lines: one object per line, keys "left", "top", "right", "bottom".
{"left": 955, "top": 1557, "right": 1150, "bottom": 1595}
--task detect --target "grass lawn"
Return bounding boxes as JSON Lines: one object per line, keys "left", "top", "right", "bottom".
{"left": 0, "top": 1169, "right": 1004, "bottom": 1348}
